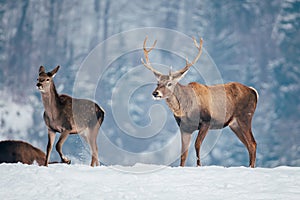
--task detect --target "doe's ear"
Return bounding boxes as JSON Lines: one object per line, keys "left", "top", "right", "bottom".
{"left": 39, "top": 66, "right": 45, "bottom": 74}
{"left": 50, "top": 65, "right": 60, "bottom": 77}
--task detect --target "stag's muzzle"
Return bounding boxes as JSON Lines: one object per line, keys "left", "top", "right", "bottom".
{"left": 152, "top": 90, "right": 162, "bottom": 100}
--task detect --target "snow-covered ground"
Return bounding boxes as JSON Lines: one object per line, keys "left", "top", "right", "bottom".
{"left": 0, "top": 163, "right": 299, "bottom": 200}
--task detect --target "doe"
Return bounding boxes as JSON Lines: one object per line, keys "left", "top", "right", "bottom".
{"left": 37, "top": 66, "right": 104, "bottom": 166}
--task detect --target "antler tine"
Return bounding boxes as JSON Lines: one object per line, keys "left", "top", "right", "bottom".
{"left": 143, "top": 36, "right": 157, "bottom": 53}
{"left": 172, "top": 36, "right": 203, "bottom": 77}
{"left": 141, "top": 36, "right": 162, "bottom": 76}
{"left": 186, "top": 36, "right": 203, "bottom": 68}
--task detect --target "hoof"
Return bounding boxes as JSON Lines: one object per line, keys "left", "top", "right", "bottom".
{"left": 62, "top": 159, "right": 71, "bottom": 164}
{"left": 61, "top": 156, "right": 71, "bottom": 164}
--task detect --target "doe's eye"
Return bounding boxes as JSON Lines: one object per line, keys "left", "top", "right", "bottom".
{"left": 167, "top": 82, "right": 172, "bottom": 87}
{"left": 46, "top": 78, "right": 50, "bottom": 81}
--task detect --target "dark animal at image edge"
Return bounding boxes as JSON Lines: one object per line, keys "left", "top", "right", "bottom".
{"left": 37, "top": 66, "right": 105, "bottom": 166}
{"left": 0, "top": 140, "right": 46, "bottom": 166}
{"left": 142, "top": 36, "right": 258, "bottom": 167}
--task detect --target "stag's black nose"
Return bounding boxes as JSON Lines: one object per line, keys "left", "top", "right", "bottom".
{"left": 36, "top": 83, "right": 42, "bottom": 87}
{"left": 152, "top": 91, "right": 159, "bottom": 97}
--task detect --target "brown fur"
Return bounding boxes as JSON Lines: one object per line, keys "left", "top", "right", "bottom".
{"left": 37, "top": 66, "right": 105, "bottom": 166}
{"left": 0, "top": 140, "right": 46, "bottom": 166}
{"left": 142, "top": 37, "right": 258, "bottom": 167}
{"left": 164, "top": 82, "right": 258, "bottom": 167}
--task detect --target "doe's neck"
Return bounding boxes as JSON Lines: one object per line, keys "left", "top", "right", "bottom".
{"left": 41, "top": 82, "right": 61, "bottom": 116}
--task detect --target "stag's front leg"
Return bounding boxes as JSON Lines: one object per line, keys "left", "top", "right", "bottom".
{"left": 56, "top": 131, "right": 71, "bottom": 164}
{"left": 45, "top": 129, "right": 56, "bottom": 166}
{"left": 180, "top": 132, "right": 192, "bottom": 167}
{"left": 195, "top": 124, "right": 209, "bottom": 166}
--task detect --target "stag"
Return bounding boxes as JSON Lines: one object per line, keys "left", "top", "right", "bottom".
{"left": 37, "top": 66, "right": 104, "bottom": 166}
{"left": 0, "top": 140, "right": 46, "bottom": 166}
{"left": 141, "top": 36, "right": 258, "bottom": 167}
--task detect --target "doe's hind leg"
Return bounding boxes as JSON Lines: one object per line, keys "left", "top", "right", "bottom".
{"left": 87, "top": 127, "right": 100, "bottom": 167}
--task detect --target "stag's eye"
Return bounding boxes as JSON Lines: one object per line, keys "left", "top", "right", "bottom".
{"left": 167, "top": 82, "right": 172, "bottom": 87}
{"left": 46, "top": 78, "right": 50, "bottom": 82}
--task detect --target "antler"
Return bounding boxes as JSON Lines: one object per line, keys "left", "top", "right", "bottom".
{"left": 141, "top": 36, "right": 162, "bottom": 77}
{"left": 173, "top": 37, "right": 203, "bottom": 76}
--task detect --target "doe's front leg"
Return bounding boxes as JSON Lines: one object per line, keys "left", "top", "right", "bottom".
{"left": 45, "top": 130, "right": 56, "bottom": 166}
{"left": 56, "top": 131, "right": 71, "bottom": 164}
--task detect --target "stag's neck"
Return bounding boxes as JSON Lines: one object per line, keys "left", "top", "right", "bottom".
{"left": 166, "top": 83, "right": 192, "bottom": 117}
{"left": 41, "top": 83, "right": 61, "bottom": 119}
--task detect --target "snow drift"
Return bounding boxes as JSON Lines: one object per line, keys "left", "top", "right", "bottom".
{"left": 0, "top": 163, "right": 299, "bottom": 200}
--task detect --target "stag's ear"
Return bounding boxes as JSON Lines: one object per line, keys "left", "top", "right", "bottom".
{"left": 50, "top": 66, "right": 60, "bottom": 77}
{"left": 39, "top": 66, "right": 45, "bottom": 74}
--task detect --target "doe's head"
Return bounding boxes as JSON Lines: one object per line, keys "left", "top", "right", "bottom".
{"left": 36, "top": 66, "right": 60, "bottom": 93}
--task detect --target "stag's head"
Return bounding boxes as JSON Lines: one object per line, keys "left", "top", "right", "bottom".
{"left": 36, "top": 66, "right": 60, "bottom": 93}
{"left": 141, "top": 36, "right": 203, "bottom": 100}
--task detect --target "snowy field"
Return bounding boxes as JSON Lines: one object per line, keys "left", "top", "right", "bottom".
{"left": 0, "top": 163, "right": 299, "bottom": 200}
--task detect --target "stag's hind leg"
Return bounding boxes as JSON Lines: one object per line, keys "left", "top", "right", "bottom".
{"left": 56, "top": 131, "right": 71, "bottom": 164}
{"left": 229, "top": 117, "right": 256, "bottom": 168}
